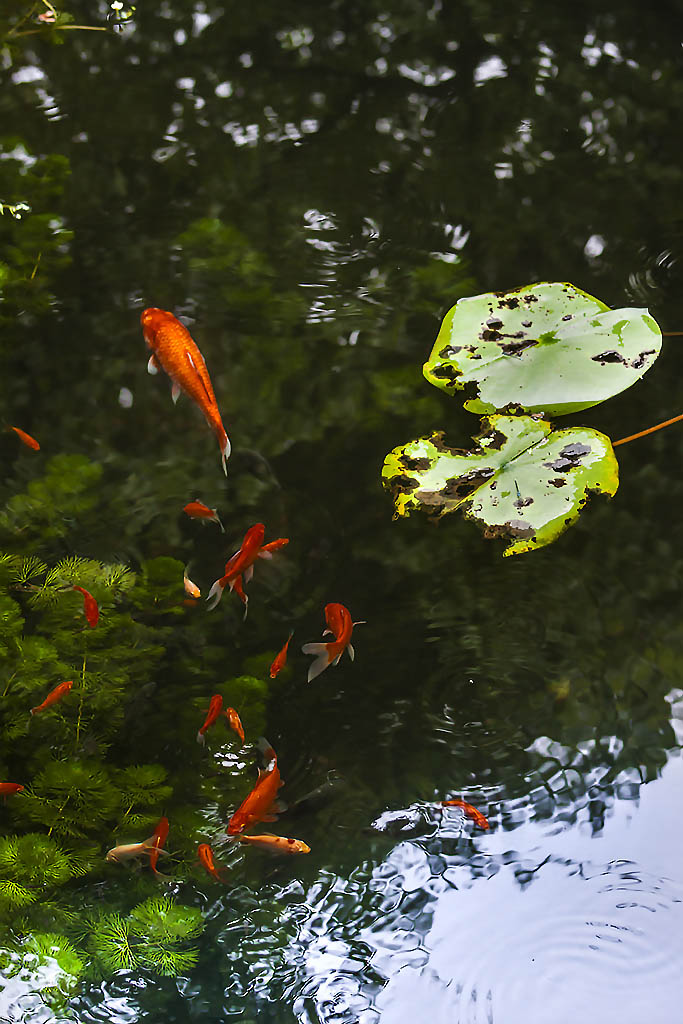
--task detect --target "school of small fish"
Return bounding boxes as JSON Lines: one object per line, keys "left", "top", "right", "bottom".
{"left": 5, "top": 308, "right": 490, "bottom": 886}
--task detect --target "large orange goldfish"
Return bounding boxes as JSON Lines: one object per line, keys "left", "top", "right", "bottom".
{"left": 206, "top": 524, "right": 289, "bottom": 614}
{"left": 149, "top": 817, "right": 169, "bottom": 875}
{"left": 302, "top": 603, "right": 364, "bottom": 682}
{"left": 9, "top": 426, "right": 40, "bottom": 450}
{"left": 106, "top": 828, "right": 168, "bottom": 865}
{"left": 197, "top": 694, "right": 224, "bottom": 745}
{"left": 141, "top": 307, "right": 230, "bottom": 475}
{"left": 227, "top": 740, "right": 283, "bottom": 835}
{"left": 73, "top": 585, "right": 99, "bottom": 628}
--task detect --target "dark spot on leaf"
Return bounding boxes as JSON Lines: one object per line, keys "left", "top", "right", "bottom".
{"left": 591, "top": 350, "right": 626, "bottom": 365}
{"left": 544, "top": 442, "right": 591, "bottom": 473}
{"left": 439, "top": 345, "right": 461, "bottom": 359}
{"left": 388, "top": 474, "right": 419, "bottom": 494}
{"left": 523, "top": 294, "right": 539, "bottom": 303}
{"left": 440, "top": 467, "right": 495, "bottom": 500}
{"left": 482, "top": 430, "right": 507, "bottom": 451}
{"left": 481, "top": 328, "right": 503, "bottom": 342}
{"left": 548, "top": 478, "right": 567, "bottom": 488}
{"left": 483, "top": 520, "right": 535, "bottom": 540}
{"left": 631, "top": 349, "right": 656, "bottom": 369}
{"left": 501, "top": 338, "right": 538, "bottom": 357}
{"left": 490, "top": 481, "right": 497, "bottom": 490}
{"left": 522, "top": 320, "right": 532, "bottom": 328}
{"left": 499, "top": 296, "right": 520, "bottom": 309}
{"left": 430, "top": 432, "right": 469, "bottom": 455}
{"left": 562, "top": 314, "right": 572, "bottom": 321}
{"left": 514, "top": 497, "right": 533, "bottom": 508}
{"left": 400, "top": 455, "right": 432, "bottom": 472}
{"left": 486, "top": 317, "right": 504, "bottom": 329}
{"left": 431, "top": 364, "right": 458, "bottom": 380}
{"left": 500, "top": 402, "right": 525, "bottom": 415}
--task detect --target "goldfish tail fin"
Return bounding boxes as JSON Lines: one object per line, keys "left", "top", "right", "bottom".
{"left": 215, "top": 512, "right": 225, "bottom": 533}
{"left": 301, "top": 642, "right": 334, "bottom": 682}
{"left": 206, "top": 579, "right": 225, "bottom": 610}
{"left": 216, "top": 427, "right": 230, "bottom": 476}
{"left": 256, "top": 736, "right": 277, "bottom": 765}
{"left": 271, "top": 799, "right": 287, "bottom": 814}
{"left": 347, "top": 643, "right": 355, "bottom": 662}
{"left": 196, "top": 731, "right": 206, "bottom": 746}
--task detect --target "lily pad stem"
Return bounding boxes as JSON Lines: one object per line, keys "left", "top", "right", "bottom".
{"left": 613, "top": 412, "right": 683, "bottom": 447}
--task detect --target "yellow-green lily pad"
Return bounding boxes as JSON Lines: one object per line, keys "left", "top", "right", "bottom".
{"left": 424, "top": 282, "right": 662, "bottom": 415}
{"left": 382, "top": 414, "right": 619, "bottom": 556}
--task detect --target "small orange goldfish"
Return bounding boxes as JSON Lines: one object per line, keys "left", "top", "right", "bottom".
{"left": 269, "top": 631, "right": 293, "bottom": 679}
{"left": 197, "top": 694, "right": 224, "bottom": 745}
{"left": 30, "top": 679, "right": 73, "bottom": 716}
{"left": 302, "top": 604, "right": 363, "bottom": 682}
{"left": 141, "top": 307, "right": 230, "bottom": 475}
{"left": 184, "top": 567, "right": 201, "bottom": 599}
{"left": 149, "top": 816, "right": 169, "bottom": 875}
{"left": 206, "top": 524, "right": 289, "bottom": 614}
{"left": 9, "top": 426, "right": 40, "bottom": 450}
{"left": 183, "top": 500, "right": 224, "bottom": 532}
{"left": 198, "top": 842, "right": 227, "bottom": 881}
{"left": 237, "top": 834, "right": 310, "bottom": 856}
{"left": 441, "top": 799, "right": 490, "bottom": 830}
{"left": 0, "top": 783, "right": 24, "bottom": 797}
{"left": 227, "top": 740, "right": 283, "bottom": 835}
{"left": 73, "top": 585, "right": 99, "bottom": 628}
{"left": 225, "top": 707, "right": 245, "bottom": 744}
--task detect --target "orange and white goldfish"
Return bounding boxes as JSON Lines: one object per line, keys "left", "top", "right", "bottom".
{"left": 302, "top": 603, "right": 364, "bottom": 682}
{"left": 141, "top": 307, "right": 230, "bottom": 475}
{"left": 106, "top": 828, "right": 168, "bottom": 865}
{"left": 149, "top": 816, "right": 169, "bottom": 875}
{"left": 183, "top": 500, "right": 224, "bottom": 532}
{"left": 9, "top": 426, "right": 40, "bottom": 450}
{"left": 0, "top": 783, "right": 24, "bottom": 797}
{"left": 237, "top": 834, "right": 310, "bottom": 855}
{"left": 184, "top": 567, "right": 201, "bottom": 599}
{"left": 197, "top": 694, "right": 224, "bottom": 745}
{"left": 441, "top": 799, "right": 490, "bottom": 830}
{"left": 269, "top": 631, "right": 293, "bottom": 679}
{"left": 225, "top": 707, "right": 245, "bottom": 744}
{"left": 30, "top": 679, "right": 73, "bottom": 716}
{"left": 227, "top": 739, "right": 283, "bottom": 835}
{"left": 198, "top": 842, "right": 227, "bottom": 881}
{"left": 206, "top": 524, "right": 289, "bottom": 615}
{"left": 72, "top": 585, "right": 99, "bottom": 628}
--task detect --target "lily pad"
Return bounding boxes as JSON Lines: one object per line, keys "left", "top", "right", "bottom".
{"left": 382, "top": 414, "right": 619, "bottom": 556}
{"left": 424, "top": 282, "right": 661, "bottom": 415}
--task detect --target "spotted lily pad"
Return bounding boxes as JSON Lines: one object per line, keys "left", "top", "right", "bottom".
{"left": 424, "top": 282, "right": 661, "bottom": 415}
{"left": 382, "top": 414, "right": 619, "bottom": 556}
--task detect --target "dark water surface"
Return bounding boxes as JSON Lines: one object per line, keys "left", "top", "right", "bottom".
{"left": 1, "top": 2, "right": 683, "bottom": 1022}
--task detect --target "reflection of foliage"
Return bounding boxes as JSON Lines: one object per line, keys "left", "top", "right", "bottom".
{"left": 0, "top": 931, "right": 84, "bottom": 1013}
{"left": 88, "top": 897, "right": 204, "bottom": 977}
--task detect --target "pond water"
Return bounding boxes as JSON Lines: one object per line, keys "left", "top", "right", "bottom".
{"left": 1, "top": 3, "right": 682, "bottom": 1022}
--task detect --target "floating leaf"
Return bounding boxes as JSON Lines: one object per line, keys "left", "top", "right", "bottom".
{"left": 382, "top": 414, "right": 619, "bottom": 556}
{"left": 424, "top": 282, "right": 662, "bottom": 416}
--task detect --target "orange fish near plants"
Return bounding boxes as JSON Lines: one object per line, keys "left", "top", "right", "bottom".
{"left": 237, "top": 834, "right": 310, "bottom": 856}
{"left": 72, "top": 585, "right": 99, "bottom": 628}
{"left": 225, "top": 707, "right": 245, "bottom": 744}
{"left": 106, "top": 829, "right": 168, "bottom": 865}
{"left": 197, "top": 694, "right": 224, "bottom": 745}
{"left": 302, "top": 603, "right": 364, "bottom": 682}
{"left": 441, "top": 799, "right": 490, "bottom": 830}
{"left": 198, "top": 842, "right": 227, "bottom": 881}
{"left": 0, "top": 783, "right": 24, "bottom": 797}
{"left": 30, "top": 679, "right": 73, "bottom": 716}
{"left": 227, "top": 740, "right": 283, "bottom": 835}
{"left": 183, "top": 500, "right": 224, "bottom": 532}
{"left": 9, "top": 426, "right": 40, "bottom": 450}
{"left": 206, "top": 524, "right": 289, "bottom": 615}
{"left": 184, "top": 568, "right": 201, "bottom": 599}
{"left": 149, "top": 817, "right": 169, "bottom": 876}
{"left": 141, "top": 307, "right": 230, "bottom": 475}
{"left": 269, "top": 631, "right": 293, "bottom": 679}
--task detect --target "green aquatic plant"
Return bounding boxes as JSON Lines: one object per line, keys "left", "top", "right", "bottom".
{"left": 0, "top": 834, "right": 85, "bottom": 917}
{"left": 88, "top": 897, "right": 204, "bottom": 977}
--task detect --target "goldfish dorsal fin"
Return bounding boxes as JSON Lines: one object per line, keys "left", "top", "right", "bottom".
{"left": 147, "top": 354, "right": 159, "bottom": 375}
